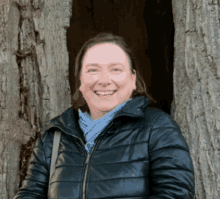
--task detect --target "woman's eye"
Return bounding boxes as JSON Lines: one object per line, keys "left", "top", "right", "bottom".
{"left": 88, "top": 69, "right": 98, "bottom": 72}
{"left": 112, "top": 68, "right": 121, "bottom": 71}
{"left": 87, "top": 68, "right": 121, "bottom": 73}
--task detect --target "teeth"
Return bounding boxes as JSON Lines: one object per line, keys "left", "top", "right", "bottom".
{"left": 96, "top": 92, "right": 114, "bottom": 95}
{"left": 95, "top": 91, "right": 116, "bottom": 96}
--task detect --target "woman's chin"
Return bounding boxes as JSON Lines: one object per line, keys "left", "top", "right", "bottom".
{"left": 93, "top": 100, "right": 127, "bottom": 112}
{"left": 99, "top": 106, "right": 115, "bottom": 112}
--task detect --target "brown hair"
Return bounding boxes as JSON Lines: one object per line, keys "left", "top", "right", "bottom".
{"left": 71, "top": 32, "right": 157, "bottom": 114}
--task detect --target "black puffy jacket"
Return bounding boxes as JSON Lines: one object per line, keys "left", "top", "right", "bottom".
{"left": 14, "top": 96, "right": 195, "bottom": 199}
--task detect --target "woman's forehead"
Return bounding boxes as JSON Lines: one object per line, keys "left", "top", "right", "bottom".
{"left": 82, "top": 43, "right": 130, "bottom": 66}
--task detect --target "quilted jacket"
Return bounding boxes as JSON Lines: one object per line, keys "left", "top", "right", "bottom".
{"left": 13, "top": 96, "right": 195, "bottom": 199}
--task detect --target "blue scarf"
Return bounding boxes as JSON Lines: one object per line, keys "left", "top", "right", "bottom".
{"left": 78, "top": 99, "right": 131, "bottom": 154}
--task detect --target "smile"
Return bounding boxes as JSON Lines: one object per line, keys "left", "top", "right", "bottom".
{"left": 94, "top": 90, "right": 117, "bottom": 96}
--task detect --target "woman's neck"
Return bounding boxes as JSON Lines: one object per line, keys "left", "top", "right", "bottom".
{"left": 90, "top": 109, "right": 113, "bottom": 121}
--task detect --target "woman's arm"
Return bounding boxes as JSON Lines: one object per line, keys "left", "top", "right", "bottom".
{"left": 13, "top": 133, "right": 49, "bottom": 199}
{"left": 148, "top": 112, "right": 195, "bottom": 199}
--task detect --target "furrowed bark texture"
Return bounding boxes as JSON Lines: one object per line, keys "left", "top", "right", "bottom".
{"left": 0, "top": 0, "right": 71, "bottom": 198}
{"left": 172, "top": 0, "right": 220, "bottom": 198}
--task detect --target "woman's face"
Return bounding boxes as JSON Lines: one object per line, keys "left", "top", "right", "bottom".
{"left": 79, "top": 43, "right": 136, "bottom": 120}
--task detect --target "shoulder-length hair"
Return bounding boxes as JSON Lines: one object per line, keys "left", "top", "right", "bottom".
{"left": 71, "top": 32, "right": 157, "bottom": 114}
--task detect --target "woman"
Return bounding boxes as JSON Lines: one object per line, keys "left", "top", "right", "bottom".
{"left": 14, "top": 32, "right": 195, "bottom": 199}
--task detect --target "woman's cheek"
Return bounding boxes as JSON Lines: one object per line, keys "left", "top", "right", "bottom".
{"left": 79, "top": 76, "right": 93, "bottom": 92}
{"left": 113, "top": 72, "right": 127, "bottom": 82}
{"left": 113, "top": 74, "right": 127, "bottom": 87}
{"left": 86, "top": 74, "right": 99, "bottom": 82}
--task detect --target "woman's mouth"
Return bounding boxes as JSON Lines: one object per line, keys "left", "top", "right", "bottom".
{"left": 94, "top": 90, "right": 117, "bottom": 96}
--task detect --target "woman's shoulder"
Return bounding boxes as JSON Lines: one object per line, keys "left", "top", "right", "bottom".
{"left": 143, "top": 107, "right": 180, "bottom": 130}
{"left": 143, "top": 107, "right": 164, "bottom": 122}
{"left": 40, "top": 116, "right": 61, "bottom": 144}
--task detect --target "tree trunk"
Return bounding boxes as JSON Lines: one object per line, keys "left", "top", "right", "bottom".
{"left": 172, "top": 0, "right": 220, "bottom": 198}
{"left": 0, "top": 0, "right": 71, "bottom": 198}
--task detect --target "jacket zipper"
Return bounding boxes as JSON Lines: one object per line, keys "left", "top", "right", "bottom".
{"left": 82, "top": 121, "right": 114, "bottom": 199}
{"left": 82, "top": 149, "right": 92, "bottom": 199}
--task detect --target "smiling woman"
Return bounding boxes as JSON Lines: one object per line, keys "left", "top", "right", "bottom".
{"left": 72, "top": 32, "right": 157, "bottom": 118}
{"left": 13, "top": 32, "right": 195, "bottom": 199}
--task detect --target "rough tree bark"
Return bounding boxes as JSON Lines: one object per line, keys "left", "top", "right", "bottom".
{"left": 0, "top": 0, "right": 71, "bottom": 198}
{"left": 172, "top": 0, "right": 220, "bottom": 198}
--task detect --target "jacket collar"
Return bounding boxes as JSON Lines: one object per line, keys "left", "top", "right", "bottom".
{"left": 43, "top": 96, "right": 150, "bottom": 141}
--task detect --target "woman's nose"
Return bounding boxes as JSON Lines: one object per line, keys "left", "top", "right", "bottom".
{"left": 98, "top": 70, "right": 111, "bottom": 84}
{"left": 100, "top": 70, "right": 111, "bottom": 79}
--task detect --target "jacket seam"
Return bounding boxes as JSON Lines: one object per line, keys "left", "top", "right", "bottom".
{"left": 95, "top": 140, "right": 149, "bottom": 151}
{"left": 49, "top": 180, "right": 82, "bottom": 185}
{"left": 151, "top": 126, "right": 179, "bottom": 131}
{"left": 25, "top": 178, "right": 49, "bottom": 184}
{"left": 149, "top": 145, "right": 190, "bottom": 154}
{"left": 88, "top": 176, "right": 146, "bottom": 182}
{"left": 152, "top": 167, "right": 194, "bottom": 173}
{"left": 56, "top": 165, "right": 83, "bottom": 168}
{"left": 50, "top": 176, "right": 146, "bottom": 184}
{"left": 91, "top": 158, "right": 149, "bottom": 166}
{"left": 29, "top": 167, "right": 49, "bottom": 175}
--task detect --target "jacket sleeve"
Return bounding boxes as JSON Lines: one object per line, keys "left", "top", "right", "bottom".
{"left": 148, "top": 112, "right": 195, "bottom": 199}
{"left": 13, "top": 133, "right": 49, "bottom": 199}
